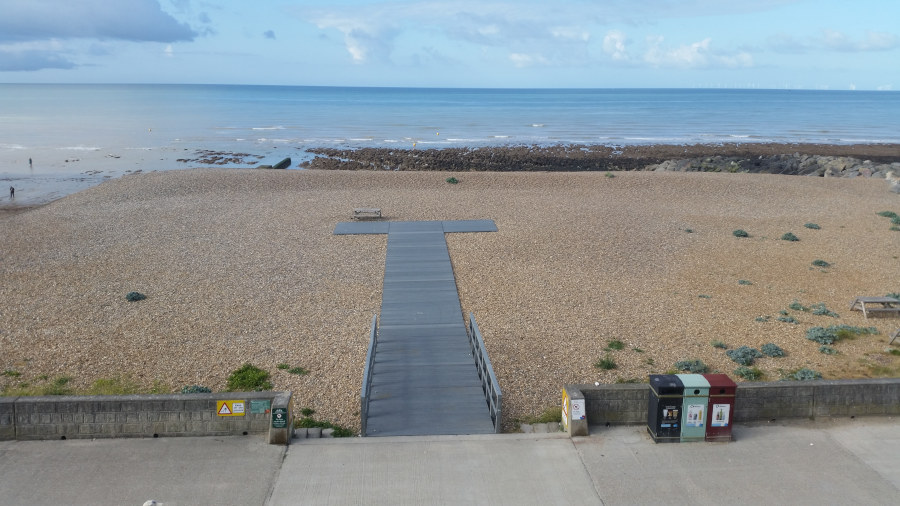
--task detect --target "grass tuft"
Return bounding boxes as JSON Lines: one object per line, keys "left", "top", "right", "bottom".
{"left": 595, "top": 355, "right": 617, "bottom": 370}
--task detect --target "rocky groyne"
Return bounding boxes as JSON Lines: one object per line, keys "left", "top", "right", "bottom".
{"left": 301, "top": 144, "right": 900, "bottom": 186}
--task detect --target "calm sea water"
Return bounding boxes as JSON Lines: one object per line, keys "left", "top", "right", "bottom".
{"left": 2, "top": 84, "right": 899, "bottom": 179}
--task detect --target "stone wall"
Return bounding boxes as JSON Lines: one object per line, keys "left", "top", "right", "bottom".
{"left": 563, "top": 378, "right": 900, "bottom": 436}
{"left": 0, "top": 391, "right": 292, "bottom": 442}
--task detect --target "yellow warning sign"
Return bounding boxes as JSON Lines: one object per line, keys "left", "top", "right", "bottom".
{"left": 216, "top": 400, "right": 246, "bottom": 417}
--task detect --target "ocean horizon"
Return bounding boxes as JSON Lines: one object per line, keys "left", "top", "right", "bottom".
{"left": 2, "top": 84, "right": 899, "bottom": 204}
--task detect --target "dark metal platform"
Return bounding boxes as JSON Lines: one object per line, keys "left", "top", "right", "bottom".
{"left": 336, "top": 220, "right": 498, "bottom": 436}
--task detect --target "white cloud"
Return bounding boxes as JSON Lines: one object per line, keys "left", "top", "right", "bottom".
{"left": 602, "top": 30, "right": 628, "bottom": 61}
{"left": 822, "top": 30, "right": 899, "bottom": 52}
{"left": 508, "top": 52, "right": 549, "bottom": 67}
{"left": 643, "top": 35, "right": 752, "bottom": 69}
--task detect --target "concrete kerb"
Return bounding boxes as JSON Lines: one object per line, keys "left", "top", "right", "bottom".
{"left": 1, "top": 391, "right": 293, "bottom": 444}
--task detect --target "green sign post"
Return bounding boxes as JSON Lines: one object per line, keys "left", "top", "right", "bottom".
{"left": 272, "top": 407, "right": 288, "bottom": 429}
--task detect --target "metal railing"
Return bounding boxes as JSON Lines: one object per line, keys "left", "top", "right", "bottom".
{"left": 360, "top": 314, "right": 378, "bottom": 436}
{"left": 467, "top": 313, "right": 503, "bottom": 433}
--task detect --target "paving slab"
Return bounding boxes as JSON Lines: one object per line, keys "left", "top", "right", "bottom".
{"left": 575, "top": 418, "right": 900, "bottom": 506}
{"left": 269, "top": 433, "right": 600, "bottom": 505}
{"left": 0, "top": 436, "right": 284, "bottom": 506}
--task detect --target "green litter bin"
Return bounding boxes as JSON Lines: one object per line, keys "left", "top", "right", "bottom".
{"left": 676, "top": 374, "right": 710, "bottom": 442}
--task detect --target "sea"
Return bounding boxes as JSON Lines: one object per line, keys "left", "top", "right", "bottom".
{"left": 2, "top": 84, "right": 899, "bottom": 204}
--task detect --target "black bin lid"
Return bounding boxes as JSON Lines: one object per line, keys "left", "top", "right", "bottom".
{"left": 649, "top": 374, "right": 684, "bottom": 396}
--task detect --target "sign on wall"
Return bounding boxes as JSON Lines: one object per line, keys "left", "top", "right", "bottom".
{"left": 216, "top": 400, "right": 246, "bottom": 417}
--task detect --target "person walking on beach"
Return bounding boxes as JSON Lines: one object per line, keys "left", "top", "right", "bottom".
{"left": 9, "top": 186, "right": 14, "bottom": 199}
{"left": 28, "top": 157, "right": 32, "bottom": 168}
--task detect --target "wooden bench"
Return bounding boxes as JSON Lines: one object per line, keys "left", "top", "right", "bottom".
{"left": 849, "top": 297, "right": 900, "bottom": 319}
{"left": 352, "top": 208, "right": 382, "bottom": 220}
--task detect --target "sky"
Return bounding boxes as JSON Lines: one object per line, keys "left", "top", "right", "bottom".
{"left": 0, "top": 0, "right": 898, "bottom": 89}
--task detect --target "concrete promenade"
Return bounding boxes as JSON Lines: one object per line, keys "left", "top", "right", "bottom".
{"left": 0, "top": 418, "right": 896, "bottom": 505}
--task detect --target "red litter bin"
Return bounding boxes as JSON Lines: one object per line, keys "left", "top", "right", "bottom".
{"left": 703, "top": 374, "right": 736, "bottom": 442}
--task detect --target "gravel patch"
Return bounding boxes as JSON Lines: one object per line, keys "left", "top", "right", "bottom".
{"left": 1, "top": 168, "right": 898, "bottom": 432}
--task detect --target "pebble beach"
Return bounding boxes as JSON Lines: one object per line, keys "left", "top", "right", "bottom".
{"left": 2, "top": 163, "right": 899, "bottom": 432}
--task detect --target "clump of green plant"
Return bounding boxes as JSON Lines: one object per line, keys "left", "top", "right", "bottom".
{"left": 777, "top": 316, "right": 799, "bottom": 324}
{"left": 294, "top": 417, "right": 354, "bottom": 437}
{"left": 645, "top": 358, "right": 655, "bottom": 366}
{"left": 181, "top": 385, "right": 212, "bottom": 394}
{"left": 90, "top": 377, "right": 143, "bottom": 395}
{"left": 45, "top": 376, "right": 73, "bottom": 395}
{"left": 760, "top": 343, "right": 785, "bottom": 357}
{"left": 805, "top": 325, "right": 878, "bottom": 345}
{"left": 876, "top": 211, "right": 899, "bottom": 219}
{"left": 278, "top": 363, "right": 309, "bottom": 376}
{"left": 632, "top": 347, "right": 643, "bottom": 353}
{"left": 2, "top": 369, "right": 21, "bottom": 377}
{"left": 811, "top": 259, "right": 830, "bottom": 268}
{"left": 445, "top": 177, "right": 459, "bottom": 184}
{"left": 791, "top": 368, "right": 822, "bottom": 381}
{"left": 595, "top": 355, "right": 617, "bottom": 370}
{"left": 755, "top": 315, "right": 771, "bottom": 323}
{"left": 698, "top": 294, "right": 712, "bottom": 299}
{"left": 887, "top": 349, "right": 900, "bottom": 356}
{"left": 300, "top": 407, "right": 316, "bottom": 417}
{"left": 819, "top": 345, "right": 838, "bottom": 355}
{"left": 125, "top": 291, "right": 146, "bottom": 302}
{"left": 810, "top": 302, "right": 839, "bottom": 318}
{"left": 886, "top": 292, "right": 900, "bottom": 300}
{"left": 615, "top": 377, "right": 642, "bottom": 384}
{"left": 684, "top": 228, "right": 694, "bottom": 233}
{"left": 726, "top": 346, "right": 763, "bottom": 366}
{"left": 738, "top": 279, "right": 753, "bottom": 285}
{"left": 732, "top": 229, "right": 749, "bottom": 238}
{"left": 733, "top": 366, "right": 763, "bottom": 380}
{"left": 674, "top": 359, "right": 709, "bottom": 373}
{"left": 803, "top": 223, "right": 821, "bottom": 230}
{"left": 788, "top": 300, "right": 809, "bottom": 312}
{"left": 605, "top": 172, "right": 615, "bottom": 178}
{"left": 226, "top": 363, "right": 272, "bottom": 391}
{"left": 521, "top": 406, "right": 562, "bottom": 425}
{"left": 606, "top": 339, "right": 625, "bottom": 351}
{"left": 711, "top": 340, "right": 728, "bottom": 349}
{"left": 781, "top": 232, "right": 799, "bottom": 242}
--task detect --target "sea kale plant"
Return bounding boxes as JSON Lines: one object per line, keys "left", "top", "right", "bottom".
{"left": 726, "top": 346, "right": 764, "bottom": 366}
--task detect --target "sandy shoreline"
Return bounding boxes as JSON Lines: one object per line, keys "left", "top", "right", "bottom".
{"left": 2, "top": 166, "right": 899, "bottom": 433}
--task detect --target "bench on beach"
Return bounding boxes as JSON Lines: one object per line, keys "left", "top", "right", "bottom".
{"left": 352, "top": 208, "right": 382, "bottom": 220}
{"left": 849, "top": 296, "right": 900, "bottom": 319}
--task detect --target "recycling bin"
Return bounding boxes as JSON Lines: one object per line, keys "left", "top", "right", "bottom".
{"left": 647, "top": 374, "right": 684, "bottom": 443}
{"left": 703, "top": 374, "right": 737, "bottom": 442}
{"left": 676, "top": 374, "right": 710, "bottom": 442}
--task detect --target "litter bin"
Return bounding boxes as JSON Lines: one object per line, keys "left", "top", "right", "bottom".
{"left": 647, "top": 374, "right": 684, "bottom": 443}
{"left": 703, "top": 374, "right": 737, "bottom": 442}
{"left": 676, "top": 374, "right": 710, "bottom": 442}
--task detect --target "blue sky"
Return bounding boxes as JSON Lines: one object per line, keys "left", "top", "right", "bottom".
{"left": 0, "top": 0, "right": 897, "bottom": 89}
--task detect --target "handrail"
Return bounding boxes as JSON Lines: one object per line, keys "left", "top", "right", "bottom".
{"left": 467, "top": 313, "right": 503, "bottom": 433}
{"left": 360, "top": 314, "right": 378, "bottom": 436}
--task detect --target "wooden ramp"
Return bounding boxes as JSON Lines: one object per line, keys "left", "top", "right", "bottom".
{"left": 335, "top": 220, "right": 497, "bottom": 436}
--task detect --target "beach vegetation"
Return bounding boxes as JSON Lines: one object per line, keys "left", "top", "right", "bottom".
{"left": 790, "top": 368, "right": 822, "bottom": 381}
{"left": 810, "top": 302, "right": 839, "bottom": 318}
{"left": 606, "top": 339, "right": 625, "bottom": 351}
{"left": 445, "top": 177, "right": 459, "bottom": 184}
{"left": 226, "top": 363, "right": 272, "bottom": 391}
{"left": 805, "top": 325, "right": 877, "bottom": 345}
{"left": 125, "top": 291, "right": 147, "bottom": 302}
{"left": 632, "top": 347, "right": 643, "bottom": 353}
{"left": 788, "top": 300, "right": 809, "bottom": 312}
{"left": 738, "top": 279, "right": 752, "bottom": 285}
{"left": 684, "top": 228, "right": 693, "bottom": 233}
{"left": 886, "top": 292, "right": 900, "bottom": 300}
{"left": 732, "top": 229, "right": 749, "bottom": 238}
{"left": 760, "top": 343, "right": 785, "bottom": 357}
{"left": 1, "top": 369, "right": 21, "bottom": 377}
{"left": 876, "top": 211, "right": 898, "bottom": 219}
{"left": 595, "top": 355, "right": 617, "bottom": 370}
{"left": 811, "top": 259, "right": 830, "bottom": 268}
{"left": 726, "top": 346, "right": 763, "bottom": 366}
{"left": 605, "top": 172, "right": 615, "bottom": 178}
{"left": 819, "top": 345, "right": 838, "bottom": 355}
{"left": 711, "top": 340, "right": 728, "bottom": 349}
{"left": 674, "top": 359, "right": 709, "bottom": 373}
{"left": 301, "top": 407, "right": 316, "bottom": 417}
{"left": 777, "top": 316, "right": 799, "bottom": 324}
{"left": 645, "top": 358, "right": 655, "bottom": 366}
{"left": 522, "top": 406, "right": 562, "bottom": 425}
{"left": 781, "top": 232, "right": 799, "bottom": 241}
{"left": 803, "top": 223, "right": 821, "bottom": 230}
{"left": 755, "top": 316, "right": 771, "bottom": 322}
{"left": 615, "top": 377, "right": 643, "bottom": 384}
{"left": 698, "top": 294, "right": 712, "bottom": 299}
{"left": 733, "top": 366, "right": 763, "bottom": 381}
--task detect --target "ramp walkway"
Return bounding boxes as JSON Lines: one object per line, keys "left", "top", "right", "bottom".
{"left": 334, "top": 220, "right": 498, "bottom": 436}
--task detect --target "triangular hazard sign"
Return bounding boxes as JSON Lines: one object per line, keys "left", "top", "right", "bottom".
{"left": 218, "top": 403, "right": 232, "bottom": 415}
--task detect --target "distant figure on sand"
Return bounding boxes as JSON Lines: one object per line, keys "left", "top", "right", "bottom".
{"left": 29, "top": 157, "right": 32, "bottom": 168}
{"left": 9, "top": 186, "right": 14, "bottom": 199}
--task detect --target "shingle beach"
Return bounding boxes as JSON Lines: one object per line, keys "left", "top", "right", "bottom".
{"left": 1, "top": 168, "right": 899, "bottom": 432}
